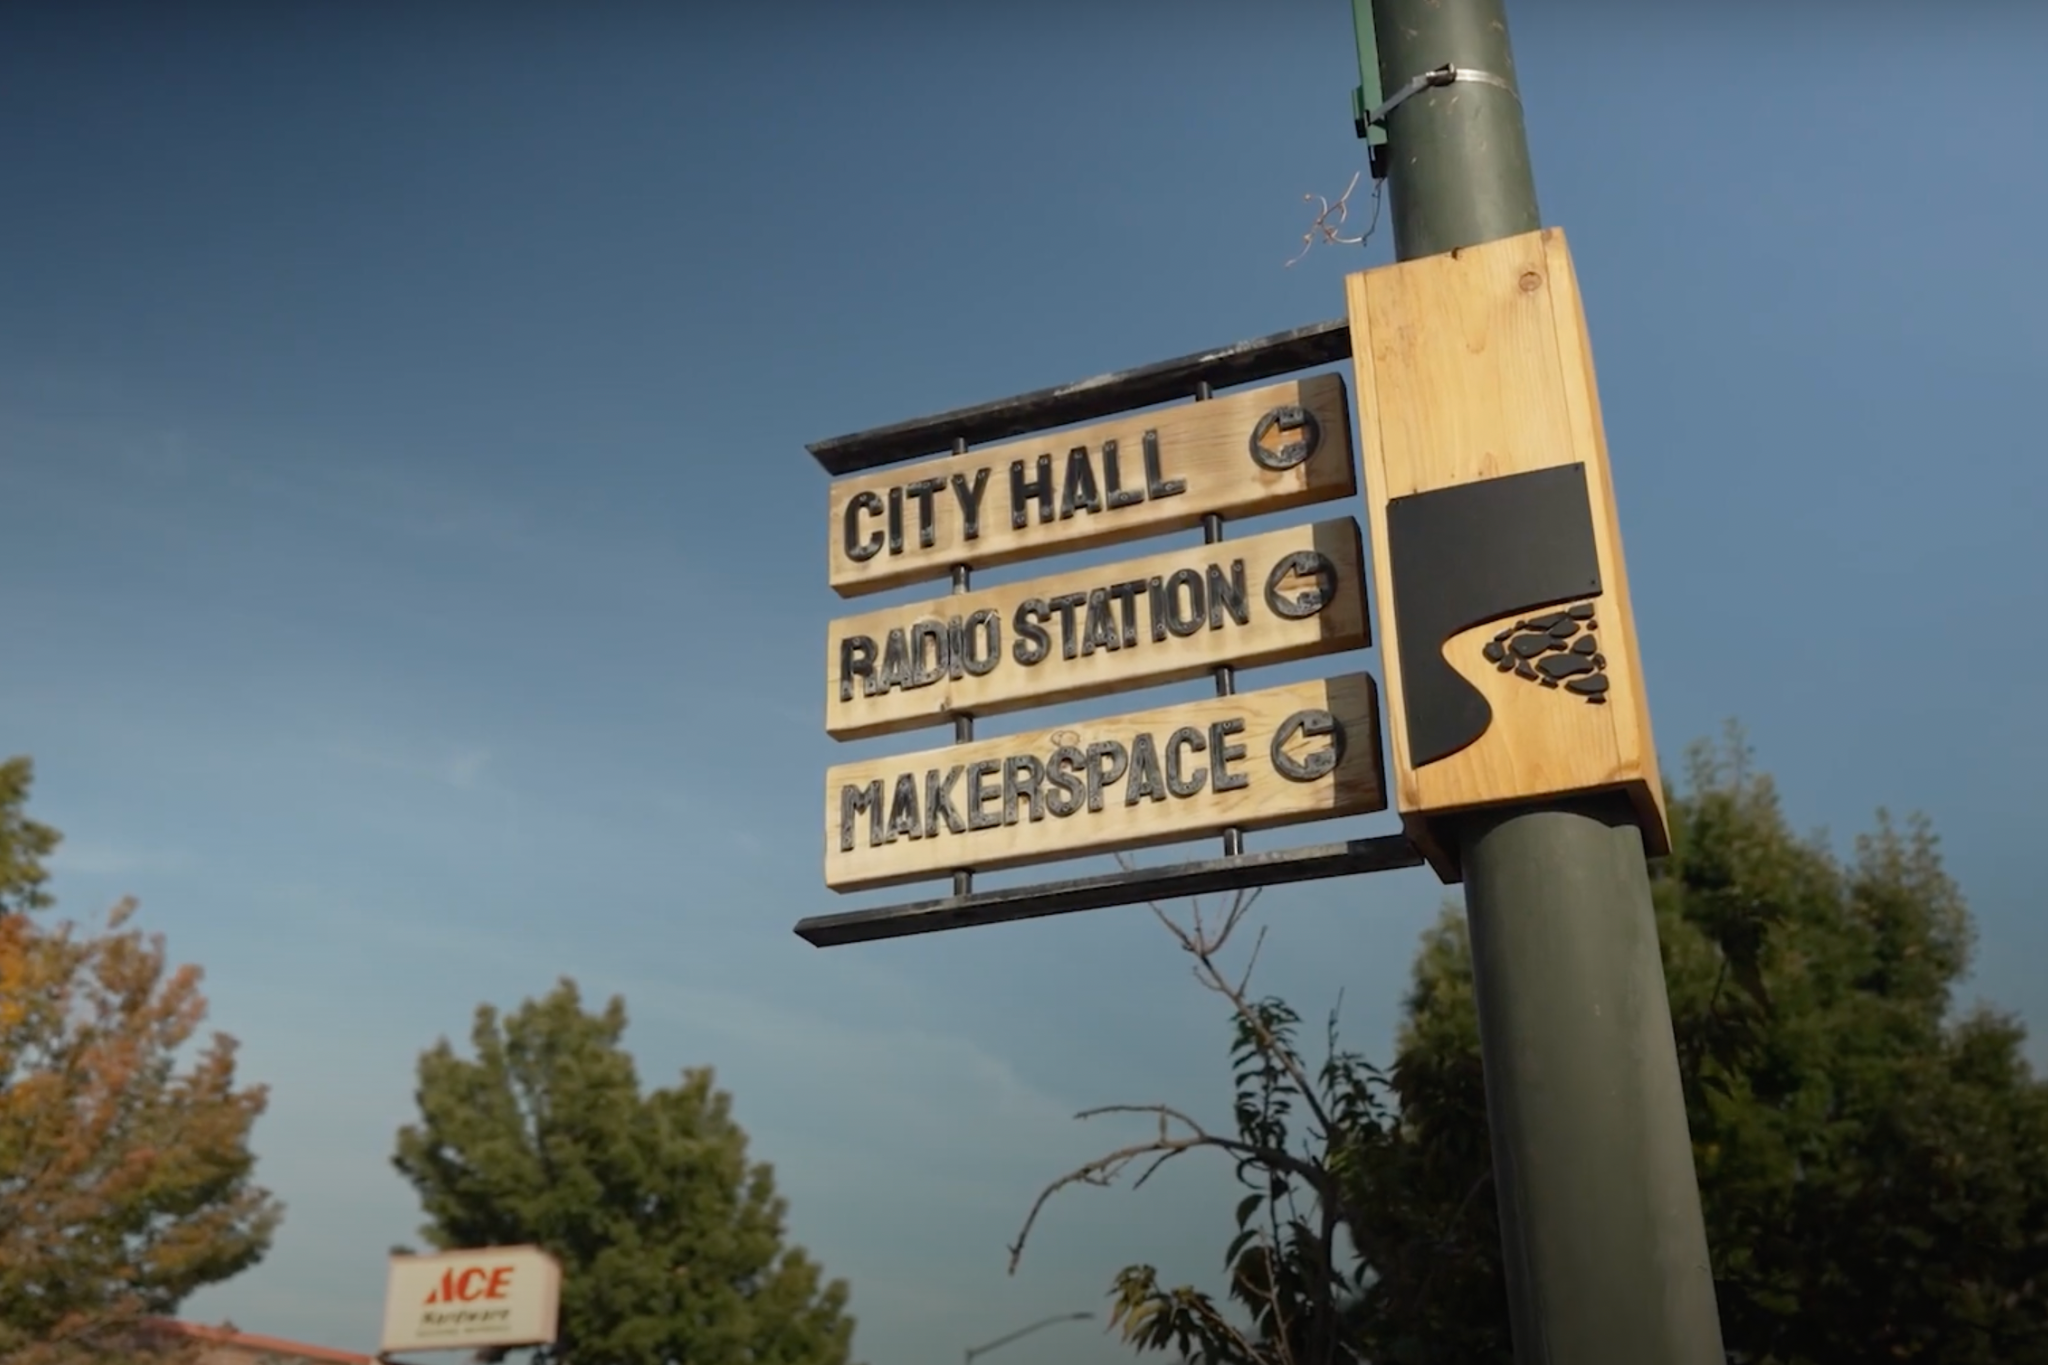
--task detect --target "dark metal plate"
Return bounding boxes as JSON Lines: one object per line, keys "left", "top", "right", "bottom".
{"left": 808, "top": 319, "right": 1354, "bottom": 476}
{"left": 794, "top": 834, "right": 1422, "bottom": 947}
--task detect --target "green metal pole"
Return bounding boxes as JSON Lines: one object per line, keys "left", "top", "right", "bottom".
{"left": 1358, "top": 2, "right": 1727, "bottom": 1362}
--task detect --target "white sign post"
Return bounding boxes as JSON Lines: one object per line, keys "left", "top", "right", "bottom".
{"left": 380, "top": 1246, "right": 562, "bottom": 1356}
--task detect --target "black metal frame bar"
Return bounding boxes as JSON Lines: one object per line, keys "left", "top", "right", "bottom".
{"left": 796, "top": 836, "right": 1423, "bottom": 947}
{"left": 806, "top": 318, "right": 1353, "bottom": 476}
{"left": 1192, "top": 379, "right": 1245, "bottom": 862}
{"left": 947, "top": 436, "right": 975, "bottom": 898}
{"left": 800, "top": 313, "right": 1418, "bottom": 949}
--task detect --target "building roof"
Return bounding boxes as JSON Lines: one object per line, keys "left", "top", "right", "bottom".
{"left": 142, "top": 1319, "right": 378, "bottom": 1365}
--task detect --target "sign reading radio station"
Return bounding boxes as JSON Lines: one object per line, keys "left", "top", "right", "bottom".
{"left": 827, "top": 375, "right": 1356, "bottom": 597}
{"left": 380, "top": 1245, "right": 562, "bottom": 1354}
{"left": 826, "top": 519, "right": 1370, "bottom": 740}
{"left": 824, "top": 674, "right": 1386, "bottom": 892}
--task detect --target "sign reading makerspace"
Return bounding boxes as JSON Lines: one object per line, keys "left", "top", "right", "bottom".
{"left": 823, "top": 674, "right": 1386, "bottom": 892}
{"left": 827, "top": 375, "right": 1356, "bottom": 597}
{"left": 380, "top": 1245, "right": 561, "bottom": 1354}
{"left": 825, "top": 519, "right": 1370, "bottom": 740}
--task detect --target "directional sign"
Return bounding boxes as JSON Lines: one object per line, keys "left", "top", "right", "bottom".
{"left": 825, "top": 518, "right": 1371, "bottom": 740}
{"left": 826, "top": 375, "right": 1356, "bottom": 597}
{"left": 1344, "top": 226, "right": 1666, "bottom": 879}
{"left": 823, "top": 673, "right": 1387, "bottom": 892}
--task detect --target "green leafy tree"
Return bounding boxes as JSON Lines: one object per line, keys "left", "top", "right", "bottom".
{"left": 0, "top": 756, "right": 60, "bottom": 918}
{"left": 1013, "top": 728, "right": 2048, "bottom": 1364}
{"left": 392, "top": 979, "right": 858, "bottom": 1365}
{"left": 0, "top": 757, "right": 280, "bottom": 1365}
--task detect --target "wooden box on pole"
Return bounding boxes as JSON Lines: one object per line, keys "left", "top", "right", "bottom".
{"left": 1344, "top": 227, "right": 1667, "bottom": 879}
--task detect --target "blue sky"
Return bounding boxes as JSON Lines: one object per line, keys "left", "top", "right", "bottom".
{"left": 3, "top": 3, "right": 2045, "bottom": 1363}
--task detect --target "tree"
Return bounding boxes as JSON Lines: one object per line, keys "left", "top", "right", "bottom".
{"left": 392, "top": 979, "right": 859, "bottom": 1365}
{"left": 0, "top": 756, "right": 60, "bottom": 919}
{"left": 0, "top": 757, "right": 282, "bottom": 1364}
{"left": 1013, "top": 728, "right": 2048, "bottom": 1364}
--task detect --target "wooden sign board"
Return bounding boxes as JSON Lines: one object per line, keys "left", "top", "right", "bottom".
{"left": 826, "top": 375, "right": 1356, "bottom": 597}
{"left": 825, "top": 518, "right": 1371, "bottom": 741}
{"left": 1344, "top": 227, "right": 1667, "bottom": 881}
{"left": 823, "top": 673, "right": 1387, "bottom": 892}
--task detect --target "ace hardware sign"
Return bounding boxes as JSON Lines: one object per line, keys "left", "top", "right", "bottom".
{"left": 379, "top": 1246, "right": 561, "bottom": 1355}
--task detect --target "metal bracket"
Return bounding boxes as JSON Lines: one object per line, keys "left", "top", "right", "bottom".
{"left": 1360, "top": 64, "right": 1523, "bottom": 180}
{"left": 794, "top": 835, "right": 1425, "bottom": 947}
{"left": 806, "top": 317, "right": 1353, "bottom": 476}
{"left": 1350, "top": 0, "right": 1387, "bottom": 146}
{"left": 1366, "top": 63, "right": 1521, "bottom": 127}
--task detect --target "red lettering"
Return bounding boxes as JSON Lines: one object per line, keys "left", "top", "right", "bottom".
{"left": 423, "top": 1262, "right": 518, "bottom": 1305}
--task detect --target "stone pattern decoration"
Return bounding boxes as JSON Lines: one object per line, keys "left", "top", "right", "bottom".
{"left": 1384, "top": 462, "right": 1603, "bottom": 767}
{"left": 1481, "top": 602, "right": 1609, "bottom": 704}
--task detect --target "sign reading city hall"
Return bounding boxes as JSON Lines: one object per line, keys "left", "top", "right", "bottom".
{"left": 827, "top": 375, "right": 1356, "bottom": 597}
{"left": 817, "top": 372, "right": 1386, "bottom": 895}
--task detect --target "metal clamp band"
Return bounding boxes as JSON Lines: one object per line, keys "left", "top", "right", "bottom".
{"left": 1364, "top": 63, "right": 1520, "bottom": 128}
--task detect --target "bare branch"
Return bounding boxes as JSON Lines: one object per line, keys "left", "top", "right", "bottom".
{"left": 1218, "top": 884, "right": 1263, "bottom": 950}
{"left": 1007, "top": 1102, "right": 1356, "bottom": 1275}
{"left": 1131, "top": 1148, "right": 1186, "bottom": 1192}
{"left": 1190, "top": 1293, "right": 1270, "bottom": 1365}
{"left": 1261, "top": 1190, "right": 1297, "bottom": 1365}
{"left": 1126, "top": 881, "right": 1342, "bottom": 1145}
{"left": 1010, "top": 1135, "right": 1203, "bottom": 1273}
{"left": 1073, "top": 1101, "right": 1209, "bottom": 1129}
{"left": 1236, "top": 923, "right": 1270, "bottom": 1001}
{"left": 1016, "top": 854, "right": 1372, "bottom": 1363}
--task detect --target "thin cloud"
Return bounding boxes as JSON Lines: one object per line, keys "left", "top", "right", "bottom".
{"left": 49, "top": 839, "right": 200, "bottom": 879}
{"left": 0, "top": 391, "right": 541, "bottom": 558}
{"left": 326, "top": 740, "right": 497, "bottom": 794}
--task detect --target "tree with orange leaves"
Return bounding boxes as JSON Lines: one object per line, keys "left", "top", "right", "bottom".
{"left": 0, "top": 756, "right": 282, "bottom": 1364}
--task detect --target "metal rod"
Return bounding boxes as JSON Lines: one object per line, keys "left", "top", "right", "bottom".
{"left": 1194, "top": 381, "right": 1243, "bottom": 859}
{"left": 1363, "top": 0, "right": 1724, "bottom": 1359}
{"left": 949, "top": 438, "right": 974, "bottom": 898}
